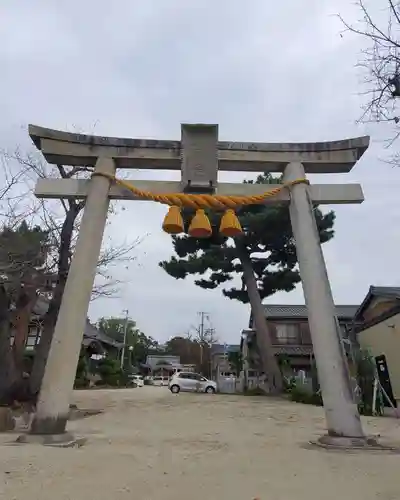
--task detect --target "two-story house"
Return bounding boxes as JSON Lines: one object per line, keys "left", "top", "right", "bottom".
{"left": 242, "top": 304, "right": 359, "bottom": 376}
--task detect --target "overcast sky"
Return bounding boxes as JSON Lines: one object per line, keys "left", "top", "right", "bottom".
{"left": 1, "top": 1, "right": 399, "bottom": 344}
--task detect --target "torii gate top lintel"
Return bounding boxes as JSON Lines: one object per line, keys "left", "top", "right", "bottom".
{"left": 28, "top": 123, "right": 370, "bottom": 174}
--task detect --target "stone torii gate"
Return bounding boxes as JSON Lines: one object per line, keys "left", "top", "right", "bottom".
{"left": 26, "top": 123, "right": 370, "bottom": 446}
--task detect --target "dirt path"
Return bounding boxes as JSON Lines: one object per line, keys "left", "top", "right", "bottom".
{"left": 1, "top": 387, "right": 399, "bottom": 500}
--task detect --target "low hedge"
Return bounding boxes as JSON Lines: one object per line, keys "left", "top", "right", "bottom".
{"left": 290, "top": 386, "right": 323, "bottom": 406}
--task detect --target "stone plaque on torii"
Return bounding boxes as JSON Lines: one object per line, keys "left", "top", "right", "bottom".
{"left": 26, "top": 123, "right": 370, "bottom": 447}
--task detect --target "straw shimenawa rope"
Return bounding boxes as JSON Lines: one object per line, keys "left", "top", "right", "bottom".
{"left": 91, "top": 172, "right": 310, "bottom": 237}
{"left": 91, "top": 172, "right": 309, "bottom": 210}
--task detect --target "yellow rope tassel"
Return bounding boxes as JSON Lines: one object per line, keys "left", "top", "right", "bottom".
{"left": 219, "top": 209, "right": 242, "bottom": 237}
{"left": 91, "top": 172, "right": 310, "bottom": 239}
{"left": 188, "top": 209, "right": 212, "bottom": 238}
{"left": 162, "top": 205, "right": 184, "bottom": 234}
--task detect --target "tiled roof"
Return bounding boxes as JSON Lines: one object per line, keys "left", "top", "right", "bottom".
{"left": 369, "top": 286, "right": 400, "bottom": 298}
{"left": 146, "top": 355, "right": 181, "bottom": 369}
{"left": 84, "top": 320, "right": 123, "bottom": 348}
{"left": 262, "top": 304, "right": 358, "bottom": 319}
{"left": 354, "top": 285, "right": 400, "bottom": 320}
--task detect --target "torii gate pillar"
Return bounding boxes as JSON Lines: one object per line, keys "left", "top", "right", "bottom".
{"left": 24, "top": 124, "right": 369, "bottom": 447}
{"left": 284, "top": 162, "right": 363, "bottom": 440}
{"left": 29, "top": 157, "right": 115, "bottom": 437}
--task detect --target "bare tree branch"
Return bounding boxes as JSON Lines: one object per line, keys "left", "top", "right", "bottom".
{"left": 340, "top": 0, "right": 400, "bottom": 138}
{"left": 0, "top": 148, "right": 143, "bottom": 299}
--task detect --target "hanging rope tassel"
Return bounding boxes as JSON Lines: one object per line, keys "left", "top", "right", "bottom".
{"left": 162, "top": 206, "right": 184, "bottom": 234}
{"left": 90, "top": 173, "right": 310, "bottom": 239}
{"left": 188, "top": 209, "right": 212, "bottom": 238}
{"left": 219, "top": 209, "right": 242, "bottom": 237}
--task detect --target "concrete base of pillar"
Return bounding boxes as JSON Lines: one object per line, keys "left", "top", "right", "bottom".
{"left": 309, "top": 434, "right": 400, "bottom": 453}
{"left": 16, "top": 432, "right": 87, "bottom": 448}
{"left": 30, "top": 413, "right": 69, "bottom": 435}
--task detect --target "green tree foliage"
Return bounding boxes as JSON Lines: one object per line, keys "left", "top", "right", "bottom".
{"left": 355, "top": 350, "right": 384, "bottom": 416}
{"left": 164, "top": 335, "right": 208, "bottom": 372}
{"left": 227, "top": 350, "right": 243, "bottom": 376}
{"left": 97, "top": 317, "right": 159, "bottom": 367}
{"left": 0, "top": 221, "right": 52, "bottom": 294}
{"left": 96, "top": 356, "right": 126, "bottom": 387}
{"left": 74, "top": 348, "right": 89, "bottom": 389}
{"left": 160, "top": 173, "right": 334, "bottom": 301}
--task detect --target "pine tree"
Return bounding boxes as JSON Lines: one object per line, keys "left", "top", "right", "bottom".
{"left": 0, "top": 222, "right": 52, "bottom": 403}
{"left": 160, "top": 173, "right": 335, "bottom": 393}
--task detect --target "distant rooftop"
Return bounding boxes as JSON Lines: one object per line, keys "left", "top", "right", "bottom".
{"left": 146, "top": 355, "right": 181, "bottom": 369}
{"left": 211, "top": 344, "right": 240, "bottom": 355}
{"left": 262, "top": 304, "right": 359, "bottom": 319}
{"left": 84, "top": 320, "right": 123, "bottom": 349}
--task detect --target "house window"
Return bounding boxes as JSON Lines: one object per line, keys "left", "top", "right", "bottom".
{"left": 299, "top": 323, "right": 312, "bottom": 344}
{"left": 26, "top": 336, "right": 39, "bottom": 347}
{"left": 25, "top": 325, "right": 41, "bottom": 348}
{"left": 275, "top": 324, "right": 299, "bottom": 344}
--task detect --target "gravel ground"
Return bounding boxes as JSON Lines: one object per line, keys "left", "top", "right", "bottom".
{"left": 1, "top": 386, "right": 400, "bottom": 500}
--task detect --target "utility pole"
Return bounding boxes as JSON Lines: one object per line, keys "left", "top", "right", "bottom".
{"left": 207, "top": 328, "right": 217, "bottom": 379}
{"left": 120, "top": 309, "right": 129, "bottom": 370}
{"left": 197, "top": 311, "right": 208, "bottom": 342}
{"left": 196, "top": 312, "right": 217, "bottom": 378}
{"left": 196, "top": 311, "right": 209, "bottom": 370}
{"left": 206, "top": 327, "right": 216, "bottom": 344}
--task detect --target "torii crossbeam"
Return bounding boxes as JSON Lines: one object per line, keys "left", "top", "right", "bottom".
{"left": 27, "top": 123, "right": 369, "bottom": 448}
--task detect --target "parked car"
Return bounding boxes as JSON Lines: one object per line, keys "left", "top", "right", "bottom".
{"left": 129, "top": 375, "right": 144, "bottom": 387}
{"left": 143, "top": 375, "right": 154, "bottom": 385}
{"left": 168, "top": 372, "right": 217, "bottom": 394}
